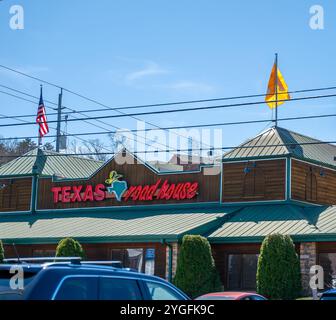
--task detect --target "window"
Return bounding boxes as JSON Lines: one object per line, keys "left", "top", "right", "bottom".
{"left": 32, "top": 249, "right": 56, "bottom": 257}
{"left": 250, "top": 295, "right": 267, "bottom": 301}
{"left": 111, "top": 248, "right": 144, "bottom": 272}
{"left": 305, "top": 167, "right": 318, "bottom": 201}
{"left": 227, "top": 254, "right": 259, "bottom": 290}
{"left": 144, "top": 281, "right": 180, "bottom": 300}
{"left": 242, "top": 164, "right": 265, "bottom": 198}
{"left": 319, "top": 253, "right": 336, "bottom": 289}
{"left": 99, "top": 277, "right": 142, "bottom": 300}
{"left": 54, "top": 277, "right": 98, "bottom": 300}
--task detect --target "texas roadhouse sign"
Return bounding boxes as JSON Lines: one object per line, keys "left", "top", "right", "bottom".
{"left": 51, "top": 171, "right": 199, "bottom": 204}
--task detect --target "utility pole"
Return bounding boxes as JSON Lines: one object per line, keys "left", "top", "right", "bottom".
{"left": 55, "top": 88, "right": 64, "bottom": 152}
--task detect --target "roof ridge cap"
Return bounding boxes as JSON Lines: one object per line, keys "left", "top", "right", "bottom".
{"left": 222, "top": 127, "right": 274, "bottom": 158}
{"left": 273, "top": 127, "right": 291, "bottom": 154}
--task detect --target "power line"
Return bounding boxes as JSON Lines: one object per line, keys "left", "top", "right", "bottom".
{"left": 0, "top": 86, "right": 173, "bottom": 153}
{"left": 0, "top": 113, "right": 335, "bottom": 142}
{"left": 0, "top": 140, "right": 335, "bottom": 158}
{"left": 0, "top": 69, "right": 336, "bottom": 112}
{"left": 1, "top": 83, "right": 336, "bottom": 119}
{"left": 0, "top": 66, "right": 216, "bottom": 150}
{"left": 0, "top": 93, "right": 335, "bottom": 128}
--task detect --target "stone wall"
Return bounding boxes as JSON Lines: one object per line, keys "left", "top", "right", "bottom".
{"left": 300, "top": 242, "right": 317, "bottom": 296}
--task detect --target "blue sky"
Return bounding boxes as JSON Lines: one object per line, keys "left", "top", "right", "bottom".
{"left": 0, "top": 0, "right": 335, "bottom": 160}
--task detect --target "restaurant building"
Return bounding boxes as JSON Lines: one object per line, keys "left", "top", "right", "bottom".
{"left": 1, "top": 126, "right": 336, "bottom": 294}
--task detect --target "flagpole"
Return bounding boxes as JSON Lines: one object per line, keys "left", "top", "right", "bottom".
{"left": 38, "top": 85, "right": 42, "bottom": 148}
{"left": 275, "top": 53, "right": 278, "bottom": 127}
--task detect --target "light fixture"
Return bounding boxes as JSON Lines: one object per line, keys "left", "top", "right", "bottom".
{"left": 0, "top": 184, "right": 6, "bottom": 190}
{"left": 244, "top": 167, "right": 251, "bottom": 174}
{"left": 320, "top": 169, "right": 326, "bottom": 177}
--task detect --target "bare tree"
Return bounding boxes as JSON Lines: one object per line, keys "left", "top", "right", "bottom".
{"left": 108, "top": 132, "right": 130, "bottom": 152}
{"left": 83, "top": 139, "right": 109, "bottom": 162}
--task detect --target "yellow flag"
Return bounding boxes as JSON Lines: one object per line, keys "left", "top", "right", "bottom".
{"left": 265, "top": 63, "right": 290, "bottom": 109}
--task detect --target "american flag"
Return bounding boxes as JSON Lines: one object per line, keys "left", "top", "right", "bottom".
{"left": 36, "top": 88, "right": 49, "bottom": 138}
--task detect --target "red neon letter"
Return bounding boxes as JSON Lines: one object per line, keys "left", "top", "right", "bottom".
{"left": 71, "top": 185, "right": 83, "bottom": 202}
{"left": 51, "top": 187, "right": 62, "bottom": 203}
{"left": 187, "top": 182, "right": 199, "bottom": 199}
{"left": 94, "top": 184, "right": 106, "bottom": 201}
{"left": 61, "top": 186, "right": 72, "bottom": 203}
{"left": 83, "top": 185, "right": 94, "bottom": 202}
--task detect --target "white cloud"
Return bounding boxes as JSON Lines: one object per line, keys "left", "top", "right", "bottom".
{"left": 161, "top": 81, "right": 215, "bottom": 93}
{"left": 125, "top": 61, "right": 169, "bottom": 83}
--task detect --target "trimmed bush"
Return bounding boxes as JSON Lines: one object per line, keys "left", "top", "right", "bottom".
{"left": 56, "top": 238, "right": 85, "bottom": 259}
{"left": 173, "top": 235, "right": 222, "bottom": 298}
{"left": 257, "top": 233, "right": 301, "bottom": 300}
{"left": 0, "top": 240, "right": 4, "bottom": 263}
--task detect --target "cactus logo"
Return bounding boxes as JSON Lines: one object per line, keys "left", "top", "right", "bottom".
{"left": 105, "top": 171, "right": 128, "bottom": 202}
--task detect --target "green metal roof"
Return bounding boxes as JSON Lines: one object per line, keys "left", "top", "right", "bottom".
{"left": 223, "top": 126, "right": 336, "bottom": 169}
{"left": 208, "top": 204, "right": 336, "bottom": 243}
{"left": 276, "top": 127, "right": 336, "bottom": 168}
{"left": 0, "top": 148, "right": 103, "bottom": 179}
{"left": 0, "top": 207, "right": 235, "bottom": 244}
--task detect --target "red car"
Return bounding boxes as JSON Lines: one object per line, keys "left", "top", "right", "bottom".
{"left": 195, "top": 292, "right": 267, "bottom": 301}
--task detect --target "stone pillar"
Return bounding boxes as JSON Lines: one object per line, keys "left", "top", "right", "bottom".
{"left": 300, "top": 242, "right": 317, "bottom": 296}
{"left": 165, "top": 243, "right": 178, "bottom": 281}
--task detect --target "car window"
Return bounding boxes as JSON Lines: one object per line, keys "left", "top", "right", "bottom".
{"left": 99, "top": 277, "right": 142, "bottom": 300}
{"left": 320, "top": 294, "right": 336, "bottom": 300}
{"left": 0, "top": 292, "right": 23, "bottom": 300}
{"left": 0, "top": 269, "right": 38, "bottom": 299}
{"left": 54, "top": 277, "right": 98, "bottom": 300}
{"left": 250, "top": 295, "right": 267, "bottom": 300}
{"left": 144, "top": 281, "right": 181, "bottom": 300}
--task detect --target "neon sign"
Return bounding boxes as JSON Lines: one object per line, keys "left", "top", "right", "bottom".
{"left": 51, "top": 171, "right": 199, "bottom": 204}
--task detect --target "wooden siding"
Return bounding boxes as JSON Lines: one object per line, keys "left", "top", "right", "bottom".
{"left": 37, "top": 153, "right": 220, "bottom": 210}
{"left": 3, "top": 242, "right": 167, "bottom": 279}
{"left": 0, "top": 178, "right": 32, "bottom": 212}
{"left": 291, "top": 160, "right": 336, "bottom": 205}
{"left": 222, "top": 159, "right": 286, "bottom": 203}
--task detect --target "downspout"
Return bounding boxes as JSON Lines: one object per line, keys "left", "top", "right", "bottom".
{"left": 31, "top": 165, "right": 39, "bottom": 214}
{"left": 286, "top": 156, "right": 291, "bottom": 202}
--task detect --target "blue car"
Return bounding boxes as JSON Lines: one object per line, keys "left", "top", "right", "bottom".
{"left": 320, "top": 289, "right": 336, "bottom": 300}
{"left": 0, "top": 258, "right": 189, "bottom": 300}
